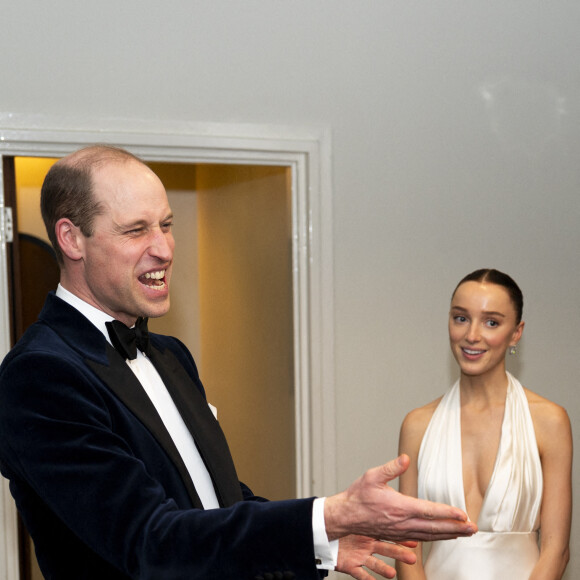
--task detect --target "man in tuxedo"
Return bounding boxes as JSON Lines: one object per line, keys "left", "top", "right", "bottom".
{"left": 0, "top": 145, "right": 476, "bottom": 580}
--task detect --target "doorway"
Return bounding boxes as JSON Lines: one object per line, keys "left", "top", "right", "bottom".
{"left": 11, "top": 156, "right": 295, "bottom": 579}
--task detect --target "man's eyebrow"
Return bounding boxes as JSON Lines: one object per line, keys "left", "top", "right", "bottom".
{"left": 115, "top": 219, "right": 148, "bottom": 232}
{"left": 116, "top": 214, "right": 174, "bottom": 231}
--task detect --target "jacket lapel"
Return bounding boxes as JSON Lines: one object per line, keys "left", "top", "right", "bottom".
{"left": 149, "top": 347, "right": 243, "bottom": 508}
{"left": 86, "top": 345, "right": 204, "bottom": 509}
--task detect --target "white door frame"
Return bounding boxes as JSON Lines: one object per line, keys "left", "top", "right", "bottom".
{"left": 0, "top": 113, "right": 336, "bottom": 580}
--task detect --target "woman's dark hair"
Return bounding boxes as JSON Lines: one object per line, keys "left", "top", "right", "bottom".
{"left": 452, "top": 268, "right": 524, "bottom": 324}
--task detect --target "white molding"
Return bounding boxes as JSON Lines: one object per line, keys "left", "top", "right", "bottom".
{"left": 0, "top": 476, "right": 19, "bottom": 580}
{"left": 0, "top": 113, "right": 336, "bottom": 579}
{"left": 0, "top": 157, "right": 20, "bottom": 580}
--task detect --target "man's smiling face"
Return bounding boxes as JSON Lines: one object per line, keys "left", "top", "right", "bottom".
{"left": 76, "top": 158, "right": 175, "bottom": 326}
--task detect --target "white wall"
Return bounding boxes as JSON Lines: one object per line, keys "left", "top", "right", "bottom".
{"left": 1, "top": 1, "right": 578, "bottom": 577}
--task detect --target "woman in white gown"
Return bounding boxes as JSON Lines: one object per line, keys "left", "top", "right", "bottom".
{"left": 397, "top": 269, "right": 572, "bottom": 580}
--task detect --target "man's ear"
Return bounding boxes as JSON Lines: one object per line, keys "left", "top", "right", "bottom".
{"left": 55, "top": 218, "right": 84, "bottom": 261}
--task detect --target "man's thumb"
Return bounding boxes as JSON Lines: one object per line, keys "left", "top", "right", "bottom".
{"left": 377, "top": 454, "right": 410, "bottom": 484}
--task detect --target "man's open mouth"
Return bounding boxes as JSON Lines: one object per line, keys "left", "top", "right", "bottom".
{"left": 139, "top": 270, "right": 166, "bottom": 289}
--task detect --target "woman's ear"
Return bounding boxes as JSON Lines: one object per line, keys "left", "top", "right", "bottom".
{"left": 55, "top": 218, "right": 84, "bottom": 261}
{"left": 511, "top": 320, "right": 525, "bottom": 347}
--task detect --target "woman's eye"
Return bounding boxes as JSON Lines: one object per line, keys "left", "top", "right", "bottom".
{"left": 486, "top": 320, "right": 499, "bottom": 327}
{"left": 454, "top": 316, "right": 467, "bottom": 323}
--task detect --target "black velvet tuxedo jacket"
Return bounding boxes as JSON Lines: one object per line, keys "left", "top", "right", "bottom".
{"left": 0, "top": 293, "right": 323, "bottom": 580}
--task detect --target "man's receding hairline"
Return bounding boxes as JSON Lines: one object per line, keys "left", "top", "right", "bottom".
{"left": 57, "top": 145, "right": 144, "bottom": 172}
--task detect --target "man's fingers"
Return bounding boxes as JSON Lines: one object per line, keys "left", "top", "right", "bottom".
{"left": 364, "top": 555, "right": 397, "bottom": 579}
{"left": 395, "top": 493, "right": 470, "bottom": 524}
{"left": 386, "top": 518, "right": 477, "bottom": 542}
{"left": 372, "top": 541, "right": 417, "bottom": 565}
{"left": 415, "top": 496, "right": 469, "bottom": 522}
{"left": 370, "top": 454, "right": 410, "bottom": 486}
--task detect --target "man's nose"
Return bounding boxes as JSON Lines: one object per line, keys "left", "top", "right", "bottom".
{"left": 148, "top": 230, "right": 174, "bottom": 260}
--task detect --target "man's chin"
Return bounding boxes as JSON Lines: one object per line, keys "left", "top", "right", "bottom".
{"left": 141, "top": 297, "right": 170, "bottom": 320}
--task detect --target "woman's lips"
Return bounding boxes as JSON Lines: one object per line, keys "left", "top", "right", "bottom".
{"left": 461, "top": 347, "right": 486, "bottom": 359}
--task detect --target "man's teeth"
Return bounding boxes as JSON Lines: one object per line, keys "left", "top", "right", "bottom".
{"left": 140, "top": 270, "right": 166, "bottom": 290}
{"left": 144, "top": 270, "right": 165, "bottom": 280}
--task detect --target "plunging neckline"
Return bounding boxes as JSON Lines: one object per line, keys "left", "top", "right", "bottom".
{"left": 458, "top": 380, "right": 510, "bottom": 526}
{"left": 417, "top": 372, "right": 544, "bottom": 577}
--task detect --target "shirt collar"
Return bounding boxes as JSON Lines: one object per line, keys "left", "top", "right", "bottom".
{"left": 56, "top": 284, "right": 115, "bottom": 345}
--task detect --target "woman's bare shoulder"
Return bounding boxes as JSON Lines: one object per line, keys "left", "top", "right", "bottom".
{"left": 523, "top": 386, "right": 571, "bottom": 438}
{"left": 524, "top": 386, "right": 569, "bottom": 418}
{"left": 400, "top": 396, "right": 443, "bottom": 441}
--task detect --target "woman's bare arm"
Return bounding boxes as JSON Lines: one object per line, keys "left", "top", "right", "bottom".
{"left": 528, "top": 394, "right": 572, "bottom": 580}
{"left": 395, "top": 402, "right": 439, "bottom": 580}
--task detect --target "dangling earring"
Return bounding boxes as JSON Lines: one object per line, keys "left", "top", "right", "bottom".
{"left": 509, "top": 345, "right": 517, "bottom": 355}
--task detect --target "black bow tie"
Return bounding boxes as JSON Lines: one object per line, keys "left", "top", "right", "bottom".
{"left": 106, "top": 317, "right": 151, "bottom": 360}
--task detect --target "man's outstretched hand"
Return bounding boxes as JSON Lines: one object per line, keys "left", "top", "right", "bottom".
{"left": 325, "top": 454, "right": 477, "bottom": 543}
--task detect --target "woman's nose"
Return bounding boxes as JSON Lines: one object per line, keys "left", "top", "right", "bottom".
{"left": 465, "top": 323, "right": 480, "bottom": 342}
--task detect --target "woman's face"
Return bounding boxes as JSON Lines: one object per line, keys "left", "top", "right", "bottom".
{"left": 449, "top": 281, "right": 524, "bottom": 380}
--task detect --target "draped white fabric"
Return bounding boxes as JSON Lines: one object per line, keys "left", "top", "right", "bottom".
{"left": 418, "top": 372, "right": 543, "bottom": 579}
